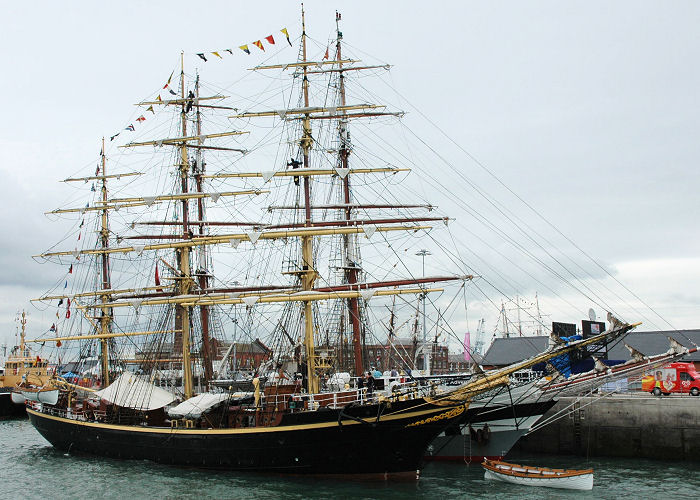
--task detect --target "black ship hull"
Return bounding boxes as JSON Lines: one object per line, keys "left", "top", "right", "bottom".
{"left": 454, "top": 399, "right": 557, "bottom": 429}
{"left": 425, "top": 399, "right": 558, "bottom": 461}
{"left": 28, "top": 400, "right": 466, "bottom": 477}
{"left": 0, "top": 390, "right": 25, "bottom": 418}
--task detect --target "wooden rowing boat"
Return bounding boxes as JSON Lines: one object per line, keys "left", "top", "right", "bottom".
{"left": 482, "top": 459, "right": 593, "bottom": 490}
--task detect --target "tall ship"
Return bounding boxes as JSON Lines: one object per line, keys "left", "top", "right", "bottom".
{"left": 24, "top": 10, "right": 639, "bottom": 477}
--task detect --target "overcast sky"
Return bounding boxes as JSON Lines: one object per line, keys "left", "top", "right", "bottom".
{"left": 1, "top": 1, "right": 698, "bottom": 349}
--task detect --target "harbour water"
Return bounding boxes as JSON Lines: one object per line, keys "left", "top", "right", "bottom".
{"left": 2, "top": 418, "right": 697, "bottom": 499}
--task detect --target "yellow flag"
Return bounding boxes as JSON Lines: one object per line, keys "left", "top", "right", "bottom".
{"left": 239, "top": 44, "right": 250, "bottom": 55}
{"left": 281, "top": 27, "right": 292, "bottom": 46}
{"left": 146, "top": 105, "right": 155, "bottom": 114}
{"left": 212, "top": 51, "right": 222, "bottom": 59}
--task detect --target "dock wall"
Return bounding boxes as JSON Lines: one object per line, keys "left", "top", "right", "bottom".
{"left": 513, "top": 394, "right": 700, "bottom": 461}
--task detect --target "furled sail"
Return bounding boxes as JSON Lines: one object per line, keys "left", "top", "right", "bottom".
{"left": 168, "top": 392, "right": 251, "bottom": 419}
{"left": 94, "top": 372, "right": 176, "bottom": 411}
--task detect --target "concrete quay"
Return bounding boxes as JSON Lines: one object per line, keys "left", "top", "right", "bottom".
{"left": 513, "top": 393, "right": 700, "bottom": 461}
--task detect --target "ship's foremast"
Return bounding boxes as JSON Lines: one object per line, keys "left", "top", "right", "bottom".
{"left": 98, "top": 138, "right": 111, "bottom": 387}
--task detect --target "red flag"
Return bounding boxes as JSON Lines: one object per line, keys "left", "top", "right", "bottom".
{"left": 65, "top": 309, "right": 71, "bottom": 319}
{"left": 68, "top": 264, "right": 73, "bottom": 274}
{"left": 323, "top": 47, "right": 329, "bottom": 60}
{"left": 265, "top": 35, "right": 275, "bottom": 44}
{"left": 56, "top": 340, "right": 62, "bottom": 347}
{"left": 155, "top": 264, "right": 163, "bottom": 292}
{"left": 163, "top": 71, "right": 173, "bottom": 89}
{"left": 136, "top": 115, "right": 146, "bottom": 122}
{"left": 253, "top": 40, "right": 264, "bottom": 51}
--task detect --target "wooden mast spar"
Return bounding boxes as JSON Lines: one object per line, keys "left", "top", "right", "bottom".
{"left": 36, "top": 225, "right": 434, "bottom": 259}
{"left": 300, "top": 6, "right": 319, "bottom": 394}
{"left": 177, "top": 52, "right": 194, "bottom": 400}
{"left": 98, "top": 138, "right": 111, "bottom": 387}
{"left": 59, "top": 149, "right": 148, "bottom": 387}
{"left": 192, "top": 74, "right": 214, "bottom": 386}
{"left": 335, "top": 11, "right": 364, "bottom": 378}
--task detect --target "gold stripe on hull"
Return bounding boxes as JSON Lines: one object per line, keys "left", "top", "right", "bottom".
{"left": 27, "top": 404, "right": 464, "bottom": 435}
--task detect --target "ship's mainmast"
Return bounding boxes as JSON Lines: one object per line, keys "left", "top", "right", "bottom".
{"left": 175, "top": 52, "right": 195, "bottom": 399}
{"left": 301, "top": 7, "right": 320, "bottom": 394}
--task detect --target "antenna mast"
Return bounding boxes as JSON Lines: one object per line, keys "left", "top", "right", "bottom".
{"left": 19, "top": 311, "right": 27, "bottom": 356}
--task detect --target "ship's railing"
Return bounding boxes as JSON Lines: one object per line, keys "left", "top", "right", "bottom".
{"left": 26, "top": 401, "right": 91, "bottom": 421}
{"left": 26, "top": 400, "right": 142, "bottom": 425}
{"left": 260, "top": 377, "right": 442, "bottom": 411}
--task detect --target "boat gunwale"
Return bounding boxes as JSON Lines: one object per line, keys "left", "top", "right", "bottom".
{"left": 27, "top": 403, "right": 464, "bottom": 435}
{"left": 482, "top": 459, "right": 593, "bottom": 479}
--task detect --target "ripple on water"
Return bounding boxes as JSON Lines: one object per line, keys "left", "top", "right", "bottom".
{"left": 2, "top": 419, "right": 698, "bottom": 499}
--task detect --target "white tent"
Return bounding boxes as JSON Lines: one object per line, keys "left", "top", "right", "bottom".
{"left": 94, "top": 372, "right": 177, "bottom": 411}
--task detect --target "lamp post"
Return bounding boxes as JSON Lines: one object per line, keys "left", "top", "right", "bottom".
{"left": 415, "top": 249, "right": 431, "bottom": 374}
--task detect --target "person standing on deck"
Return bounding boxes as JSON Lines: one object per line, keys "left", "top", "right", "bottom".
{"left": 366, "top": 371, "right": 375, "bottom": 400}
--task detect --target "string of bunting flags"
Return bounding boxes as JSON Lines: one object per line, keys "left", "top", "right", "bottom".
{"left": 106, "top": 27, "right": 292, "bottom": 143}
{"left": 59, "top": 26, "right": 296, "bottom": 335}
{"left": 52, "top": 216, "right": 86, "bottom": 332}
{"left": 198, "top": 28, "right": 292, "bottom": 61}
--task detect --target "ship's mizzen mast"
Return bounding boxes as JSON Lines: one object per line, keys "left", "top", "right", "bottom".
{"left": 300, "top": 7, "right": 319, "bottom": 394}
{"left": 334, "top": 12, "right": 364, "bottom": 377}
{"left": 176, "top": 52, "right": 194, "bottom": 399}
{"left": 98, "top": 138, "right": 111, "bottom": 387}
